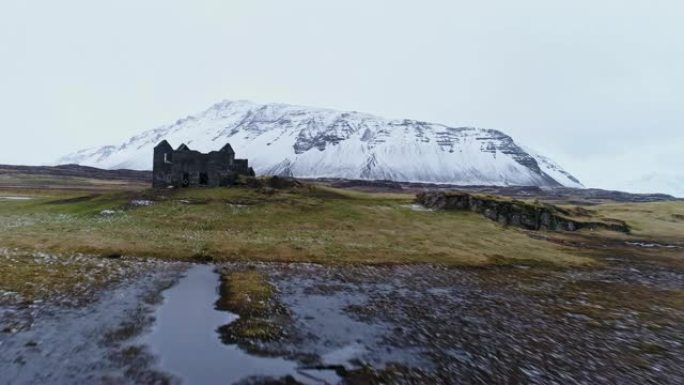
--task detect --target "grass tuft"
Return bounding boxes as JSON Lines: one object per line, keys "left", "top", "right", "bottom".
{"left": 215, "top": 269, "right": 283, "bottom": 344}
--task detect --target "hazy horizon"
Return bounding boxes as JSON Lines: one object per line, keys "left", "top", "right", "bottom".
{"left": 1, "top": 0, "right": 682, "bottom": 195}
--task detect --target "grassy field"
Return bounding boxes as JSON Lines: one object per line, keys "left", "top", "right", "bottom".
{"left": 0, "top": 174, "right": 148, "bottom": 191}
{"left": 1, "top": 179, "right": 684, "bottom": 301}
{"left": 591, "top": 201, "right": 684, "bottom": 243}
{"left": 0, "top": 183, "right": 598, "bottom": 267}
{"left": 0, "top": 252, "right": 137, "bottom": 302}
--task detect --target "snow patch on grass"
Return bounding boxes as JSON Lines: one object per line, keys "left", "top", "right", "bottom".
{"left": 0, "top": 196, "right": 33, "bottom": 201}
{"left": 401, "top": 203, "right": 433, "bottom": 212}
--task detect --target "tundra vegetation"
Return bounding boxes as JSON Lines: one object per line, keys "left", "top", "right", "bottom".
{"left": 0, "top": 175, "right": 683, "bottom": 299}
{"left": 215, "top": 268, "right": 285, "bottom": 349}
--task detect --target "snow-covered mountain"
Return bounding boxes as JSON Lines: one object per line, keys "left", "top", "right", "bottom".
{"left": 57, "top": 100, "right": 583, "bottom": 187}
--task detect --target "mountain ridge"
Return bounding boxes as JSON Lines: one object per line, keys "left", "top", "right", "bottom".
{"left": 57, "top": 100, "right": 583, "bottom": 188}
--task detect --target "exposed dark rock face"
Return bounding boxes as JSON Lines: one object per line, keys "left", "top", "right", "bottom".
{"left": 293, "top": 131, "right": 346, "bottom": 154}
{"left": 416, "top": 191, "right": 630, "bottom": 232}
{"left": 479, "top": 129, "right": 545, "bottom": 175}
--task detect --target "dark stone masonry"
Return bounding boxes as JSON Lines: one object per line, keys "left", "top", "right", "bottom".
{"left": 152, "top": 141, "right": 254, "bottom": 188}
{"left": 416, "top": 191, "right": 630, "bottom": 232}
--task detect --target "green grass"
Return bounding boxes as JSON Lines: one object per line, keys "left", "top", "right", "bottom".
{"left": 0, "top": 253, "right": 126, "bottom": 301}
{"left": 541, "top": 200, "right": 684, "bottom": 268}
{"left": 2, "top": 182, "right": 684, "bottom": 301}
{"left": 216, "top": 269, "right": 274, "bottom": 316}
{"left": 215, "top": 269, "right": 283, "bottom": 342}
{"left": 591, "top": 201, "right": 684, "bottom": 244}
{"left": 0, "top": 185, "right": 592, "bottom": 266}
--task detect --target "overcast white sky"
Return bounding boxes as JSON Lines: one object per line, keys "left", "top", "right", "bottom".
{"left": 1, "top": 0, "right": 682, "bottom": 191}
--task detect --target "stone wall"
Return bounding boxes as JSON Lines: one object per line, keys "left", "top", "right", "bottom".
{"left": 416, "top": 191, "right": 629, "bottom": 233}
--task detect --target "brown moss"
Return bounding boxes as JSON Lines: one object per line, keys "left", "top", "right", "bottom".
{"left": 215, "top": 269, "right": 284, "bottom": 344}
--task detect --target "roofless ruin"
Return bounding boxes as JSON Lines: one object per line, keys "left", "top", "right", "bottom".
{"left": 152, "top": 140, "right": 254, "bottom": 188}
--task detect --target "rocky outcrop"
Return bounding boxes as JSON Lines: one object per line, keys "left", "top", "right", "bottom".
{"left": 416, "top": 191, "right": 630, "bottom": 232}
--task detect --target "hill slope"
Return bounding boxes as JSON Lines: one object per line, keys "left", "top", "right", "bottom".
{"left": 57, "top": 100, "right": 582, "bottom": 187}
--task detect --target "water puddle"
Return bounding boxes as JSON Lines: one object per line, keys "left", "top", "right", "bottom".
{"left": 142, "top": 264, "right": 340, "bottom": 385}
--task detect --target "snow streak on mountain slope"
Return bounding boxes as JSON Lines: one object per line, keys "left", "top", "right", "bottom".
{"left": 57, "top": 100, "right": 583, "bottom": 187}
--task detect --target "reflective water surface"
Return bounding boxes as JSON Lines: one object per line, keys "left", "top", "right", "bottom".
{"left": 143, "top": 264, "right": 339, "bottom": 385}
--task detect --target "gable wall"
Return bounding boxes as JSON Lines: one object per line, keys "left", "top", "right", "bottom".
{"left": 152, "top": 144, "right": 251, "bottom": 188}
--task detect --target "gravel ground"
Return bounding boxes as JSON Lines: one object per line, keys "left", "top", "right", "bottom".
{"left": 235, "top": 258, "right": 684, "bottom": 385}
{"left": 1, "top": 255, "right": 682, "bottom": 385}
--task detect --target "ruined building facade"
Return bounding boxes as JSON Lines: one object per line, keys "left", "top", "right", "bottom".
{"left": 152, "top": 140, "right": 254, "bottom": 188}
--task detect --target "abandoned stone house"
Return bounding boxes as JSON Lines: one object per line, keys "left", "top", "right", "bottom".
{"left": 152, "top": 140, "right": 254, "bottom": 188}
